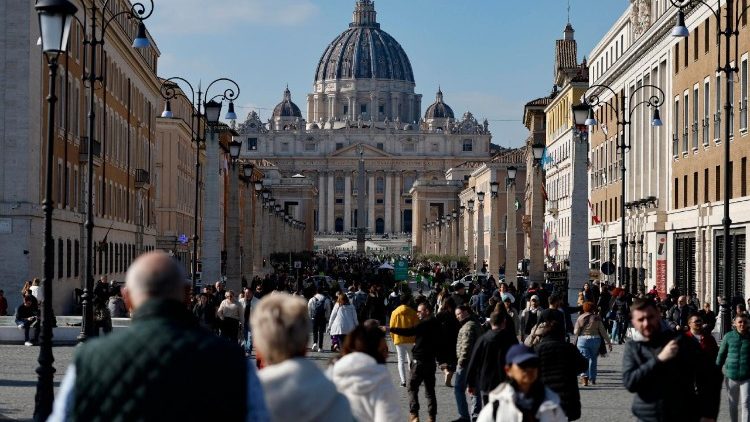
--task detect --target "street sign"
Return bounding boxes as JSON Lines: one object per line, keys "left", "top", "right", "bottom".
{"left": 450, "top": 260, "right": 457, "bottom": 269}
{"left": 294, "top": 261, "right": 302, "bottom": 269}
{"left": 394, "top": 260, "right": 408, "bottom": 281}
{"left": 178, "top": 234, "right": 189, "bottom": 245}
{"left": 600, "top": 261, "right": 615, "bottom": 276}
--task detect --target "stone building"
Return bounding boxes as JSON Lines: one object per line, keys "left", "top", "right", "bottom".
{"left": 0, "top": 0, "right": 160, "bottom": 313}
{"left": 237, "top": 0, "right": 492, "bottom": 236}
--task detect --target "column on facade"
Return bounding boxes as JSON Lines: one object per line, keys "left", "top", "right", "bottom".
{"left": 467, "top": 210, "right": 475, "bottom": 267}
{"left": 446, "top": 220, "right": 453, "bottom": 256}
{"left": 506, "top": 181, "right": 518, "bottom": 287}
{"left": 242, "top": 186, "right": 253, "bottom": 280}
{"left": 226, "top": 169, "right": 242, "bottom": 292}
{"left": 394, "top": 172, "right": 402, "bottom": 233}
{"left": 368, "top": 174, "right": 375, "bottom": 233}
{"left": 384, "top": 172, "right": 392, "bottom": 233}
{"left": 318, "top": 172, "right": 326, "bottom": 233}
{"left": 454, "top": 212, "right": 461, "bottom": 256}
{"left": 408, "top": 94, "right": 415, "bottom": 123}
{"left": 252, "top": 193, "right": 263, "bottom": 274}
{"left": 391, "top": 94, "right": 399, "bottom": 122}
{"left": 489, "top": 191, "right": 500, "bottom": 277}
{"left": 529, "top": 165, "right": 544, "bottom": 285}
{"left": 327, "top": 173, "right": 335, "bottom": 232}
{"left": 348, "top": 96, "right": 354, "bottom": 121}
{"left": 344, "top": 174, "right": 352, "bottom": 232}
{"left": 370, "top": 93, "right": 376, "bottom": 121}
{"left": 476, "top": 202, "right": 485, "bottom": 272}
{"left": 202, "top": 130, "right": 222, "bottom": 285}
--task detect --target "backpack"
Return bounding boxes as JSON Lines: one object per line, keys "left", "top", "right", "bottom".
{"left": 312, "top": 297, "right": 327, "bottom": 321}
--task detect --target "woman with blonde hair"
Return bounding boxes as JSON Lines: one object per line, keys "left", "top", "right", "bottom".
{"left": 251, "top": 293, "right": 353, "bottom": 422}
{"left": 327, "top": 292, "right": 358, "bottom": 352}
{"left": 574, "top": 301, "right": 612, "bottom": 386}
{"left": 217, "top": 290, "right": 242, "bottom": 342}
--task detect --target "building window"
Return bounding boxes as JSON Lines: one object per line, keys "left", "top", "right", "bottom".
{"left": 335, "top": 176, "right": 344, "bottom": 194}
{"left": 705, "top": 18, "right": 710, "bottom": 53}
{"left": 360, "top": 104, "right": 367, "bottom": 114}
{"left": 247, "top": 137, "right": 257, "bottom": 151}
{"left": 403, "top": 142, "right": 415, "bottom": 152}
{"left": 694, "top": 26, "right": 700, "bottom": 60}
{"left": 715, "top": 74, "right": 722, "bottom": 140}
{"left": 730, "top": 71, "right": 735, "bottom": 137}
{"left": 683, "top": 175, "right": 688, "bottom": 207}
{"left": 335, "top": 142, "right": 344, "bottom": 150}
{"left": 742, "top": 58, "right": 748, "bottom": 131}
{"left": 743, "top": 157, "right": 747, "bottom": 196}
{"left": 705, "top": 168, "right": 710, "bottom": 203}
{"left": 704, "top": 80, "right": 710, "bottom": 145}
{"left": 716, "top": 165, "right": 721, "bottom": 201}
{"left": 378, "top": 105, "right": 384, "bottom": 114}
{"left": 463, "top": 139, "right": 473, "bottom": 152}
{"left": 335, "top": 198, "right": 343, "bottom": 204}
{"left": 280, "top": 142, "right": 289, "bottom": 152}
{"left": 674, "top": 178, "right": 679, "bottom": 209}
{"left": 376, "top": 177, "right": 384, "bottom": 194}
{"left": 693, "top": 86, "right": 699, "bottom": 149}
{"left": 674, "top": 43, "right": 680, "bottom": 73}
{"left": 673, "top": 97, "right": 680, "bottom": 156}
{"left": 431, "top": 143, "right": 439, "bottom": 152}
{"left": 376, "top": 142, "right": 384, "bottom": 150}
{"left": 304, "top": 142, "right": 316, "bottom": 151}
{"left": 694, "top": 172, "right": 699, "bottom": 205}
{"left": 683, "top": 92, "right": 689, "bottom": 153}
{"left": 376, "top": 199, "right": 384, "bottom": 204}
{"left": 343, "top": 105, "right": 348, "bottom": 115}
{"left": 58, "top": 238, "right": 64, "bottom": 279}
{"left": 66, "top": 239, "right": 72, "bottom": 278}
{"left": 74, "top": 240, "right": 80, "bottom": 277}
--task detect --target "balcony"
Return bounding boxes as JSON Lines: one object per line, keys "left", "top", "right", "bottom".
{"left": 135, "top": 169, "right": 150, "bottom": 189}
{"left": 78, "top": 137, "right": 102, "bottom": 167}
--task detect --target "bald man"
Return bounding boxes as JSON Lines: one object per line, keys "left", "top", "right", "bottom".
{"left": 49, "top": 251, "right": 269, "bottom": 422}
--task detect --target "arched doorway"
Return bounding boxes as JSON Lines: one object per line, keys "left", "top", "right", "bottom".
{"left": 375, "top": 218, "right": 385, "bottom": 234}
{"left": 335, "top": 217, "right": 344, "bottom": 233}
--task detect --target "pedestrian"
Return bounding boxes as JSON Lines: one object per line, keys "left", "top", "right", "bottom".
{"left": 502, "top": 296, "right": 521, "bottom": 339}
{"left": 0, "top": 289, "right": 8, "bottom": 316}
{"left": 308, "top": 285, "right": 332, "bottom": 352}
{"left": 330, "top": 321, "right": 401, "bottom": 422}
{"left": 667, "top": 295, "right": 697, "bottom": 331}
{"left": 698, "top": 302, "right": 717, "bottom": 333}
{"left": 435, "top": 296, "right": 460, "bottom": 387}
{"left": 454, "top": 304, "right": 483, "bottom": 422}
{"left": 217, "top": 289, "right": 242, "bottom": 342}
{"left": 92, "top": 276, "right": 112, "bottom": 335}
{"left": 192, "top": 292, "right": 217, "bottom": 331}
{"left": 534, "top": 318, "right": 587, "bottom": 420}
{"left": 685, "top": 313, "right": 719, "bottom": 362}
{"left": 389, "top": 293, "right": 418, "bottom": 387}
{"left": 48, "top": 251, "right": 266, "bottom": 421}
{"left": 389, "top": 302, "right": 441, "bottom": 422}
{"left": 240, "top": 286, "right": 260, "bottom": 357}
{"left": 451, "top": 282, "right": 470, "bottom": 308}
{"left": 327, "top": 292, "right": 359, "bottom": 352}
{"left": 623, "top": 298, "right": 722, "bottom": 422}
{"left": 520, "top": 295, "right": 542, "bottom": 341}
{"left": 574, "top": 301, "right": 611, "bottom": 386}
{"left": 14, "top": 294, "right": 39, "bottom": 346}
{"left": 476, "top": 344, "right": 567, "bottom": 422}
{"left": 106, "top": 285, "right": 128, "bottom": 318}
{"left": 609, "top": 290, "right": 630, "bottom": 343}
{"left": 717, "top": 313, "right": 750, "bottom": 422}
{"left": 466, "top": 311, "right": 519, "bottom": 406}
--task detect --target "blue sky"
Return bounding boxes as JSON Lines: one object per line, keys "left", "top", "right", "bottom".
{"left": 148, "top": 1, "right": 627, "bottom": 148}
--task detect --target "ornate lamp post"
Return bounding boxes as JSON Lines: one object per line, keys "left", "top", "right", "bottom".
{"left": 581, "top": 83, "right": 664, "bottom": 294}
{"left": 159, "top": 77, "right": 240, "bottom": 293}
{"left": 34, "top": 1, "right": 77, "bottom": 417}
{"left": 77, "top": 0, "right": 154, "bottom": 343}
{"left": 670, "top": 0, "right": 744, "bottom": 336}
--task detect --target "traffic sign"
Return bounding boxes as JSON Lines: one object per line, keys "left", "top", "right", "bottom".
{"left": 394, "top": 260, "right": 408, "bottom": 281}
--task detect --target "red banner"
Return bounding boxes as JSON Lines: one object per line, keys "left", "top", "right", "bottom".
{"left": 655, "top": 233, "right": 667, "bottom": 299}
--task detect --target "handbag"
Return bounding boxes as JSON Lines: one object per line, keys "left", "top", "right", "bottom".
{"left": 597, "top": 335, "right": 608, "bottom": 356}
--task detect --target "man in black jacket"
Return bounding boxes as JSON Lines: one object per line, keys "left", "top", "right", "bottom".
{"left": 390, "top": 302, "right": 440, "bottom": 422}
{"left": 466, "top": 311, "right": 518, "bottom": 406}
{"left": 623, "top": 298, "right": 722, "bottom": 422}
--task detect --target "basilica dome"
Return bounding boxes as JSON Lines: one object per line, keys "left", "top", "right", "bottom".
{"left": 272, "top": 87, "right": 302, "bottom": 118}
{"left": 424, "top": 89, "right": 454, "bottom": 119}
{"left": 314, "top": 1, "right": 414, "bottom": 84}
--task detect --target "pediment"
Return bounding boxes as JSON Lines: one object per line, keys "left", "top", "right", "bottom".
{"left": 329, "top": 143, "right": 392, "bottom": 158}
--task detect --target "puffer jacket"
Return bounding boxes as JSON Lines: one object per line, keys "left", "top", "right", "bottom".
{"left": 717, "top": 329, "right": 750, "bottom": 381}
{"left": 623, "top": 325, "right": 722, "bottom": 422}
{"left": 456, "top": 316, "right": 483, "bottom": 368}
{"left": 535, "top": 336, "right": 587, "bottom": 420}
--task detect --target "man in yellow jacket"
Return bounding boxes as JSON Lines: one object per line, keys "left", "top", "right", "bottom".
{"left": 390, "top": 294, "right": 418, "bottom": 387}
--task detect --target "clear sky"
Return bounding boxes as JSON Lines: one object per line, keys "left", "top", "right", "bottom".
{"left": 147, "top": 0, "right": 627, "bottom": 148}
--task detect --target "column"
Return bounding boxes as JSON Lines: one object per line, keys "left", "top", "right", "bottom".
{"left": 226, "top": 169, "right": 242, "bottom": 292}
{"left": 446, "top": 221, "right": 453, "bottom": 256}
{"left": 202, "top": 130, "right": 222, "bottom": 285}
{"left": 476, "top": 202, "right": 485, "bottom": 272}
{"left": 318, "top": 172, "right": 326, "bottom": 233}
{"left": 327, "top": 173, "right": 335, "bottom": 232}
{"left": 242, "top": 187, "right": 253, "bottom": 281}
{"left": 252, "top": 193, "right": 263, "bottom": 274}
{"left": 384, "top": 173, "right": 392, "bottom": 233}
{"left": 506, "top": 182, "right": 518, "bottom": 289}
{"left": 394, "top": 172, "right": 402, "bottom": 233}
{"left": 344, "top": 174, "right": 352, "bottom": 232}
{"left": 467, "top": 210, "right": 475, "bottom": 267}
{"left": 368, "top": 174, "right": 375, "bottom": 234}
{"left": 529, "top": 166, "right": 545, "bottom": 285}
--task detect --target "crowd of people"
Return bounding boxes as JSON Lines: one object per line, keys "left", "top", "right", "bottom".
{"left": 27, "top": 250, "right": 750, "bottom": 421}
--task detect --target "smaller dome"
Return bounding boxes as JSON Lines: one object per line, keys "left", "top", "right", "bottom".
{"left": 424, "top": 88, "right": 454, "bottom": 119}
{"left": 272, "top": 86, "right": 302, "bottom": 118}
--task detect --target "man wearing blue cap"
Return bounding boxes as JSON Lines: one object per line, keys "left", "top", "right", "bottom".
{"left": 476, "top": 344, "right": 567, "bottom": 422}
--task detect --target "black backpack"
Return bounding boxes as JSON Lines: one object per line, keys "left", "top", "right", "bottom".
{"left": 312, "top": 297, "right": 327, "bottom": 320}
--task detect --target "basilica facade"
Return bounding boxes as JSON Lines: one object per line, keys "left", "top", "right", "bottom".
{"left": 237, "top": 0, "right": 493, "bottom": 235}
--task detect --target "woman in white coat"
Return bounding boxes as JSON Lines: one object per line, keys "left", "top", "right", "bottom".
{"left": 331, "top": 320, "right": 401, "bottom": 422}
{"left": 327, "top": 293, "right": 358, "bottom": 351}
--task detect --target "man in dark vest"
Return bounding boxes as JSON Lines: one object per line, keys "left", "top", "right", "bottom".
{"left": 49, "top": 251, "right": 268, "bottom": 421}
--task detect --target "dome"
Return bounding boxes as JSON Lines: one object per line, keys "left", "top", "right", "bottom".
{"left": 424, "top": 89, "right": 454, "bottom": 119}
{"left": 272, "top": 86, "right": 302, "bottom": 118}
{"left": 314, "top": 1, "right": 414, "bottom": 84}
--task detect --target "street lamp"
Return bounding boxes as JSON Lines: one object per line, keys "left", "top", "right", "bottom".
{"left": 507, "top": 166, "right": 518, "bottom": 184}
{"left": 229, "top": 139, "right": 242, "bottom": 167}
{"left": 159, "top": 76, "right": 241, "bottom": 294}
{"left": 531, "top": 143, "right": 545, "bottom": 166}
{"left": 468, "top": 199, "right": 475, "bottom": 212}
{"left": 490, "top": 181, "right": 499, "bottom": 198}
{"left": 34, "top": 0, "right": 77, "bottom": 418}
{"left": 671, "top": 0, "right": 743, "bottom": 336}
{"left": 582, "top": 82, "right": 664, "bottom": 294}
{"left": 78, "top": 0, "right": 155, "bottom": 343}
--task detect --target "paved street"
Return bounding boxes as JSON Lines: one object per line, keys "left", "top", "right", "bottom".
{"left": 0, "top": 338, "right": 731, "bottom": 421}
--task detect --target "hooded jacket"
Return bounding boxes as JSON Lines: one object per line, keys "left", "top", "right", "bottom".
{"left": 389, "top": 304, "right": 417, "bottom": 345}
{"left": 475, "top": 382, "right": 567, "bottom": 422}
{"left": 327, "top": 303, "right": 358, "bottom": 336}
{"left": 331, "top": 352, "right": 401, "bottom": 422}
{"left": 258, "top": 357, "right": 353, "bottom": 422}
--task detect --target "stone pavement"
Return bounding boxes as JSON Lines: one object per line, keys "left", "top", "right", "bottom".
{"left": 0, "top": 339, "right": 731, "bottom": 421}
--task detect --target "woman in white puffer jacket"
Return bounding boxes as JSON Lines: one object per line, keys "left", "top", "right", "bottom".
{"left": 327, "top": 293, "right": 359, "bottom": 351}
{"left": 330, "top": 321, "right": 401, "bottom": 422}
